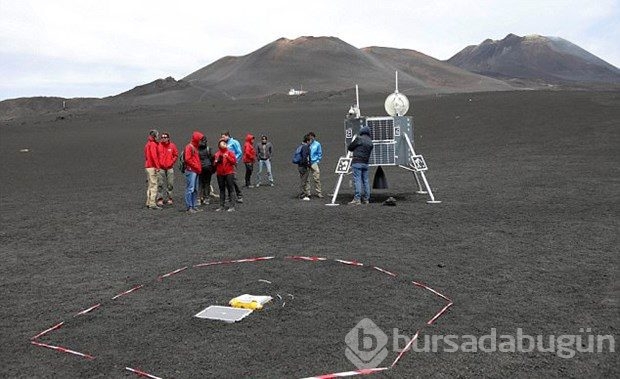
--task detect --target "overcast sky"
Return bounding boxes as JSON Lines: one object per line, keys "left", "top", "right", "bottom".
{"left": 1, "top": 0, "right": 618, "bottom": 100}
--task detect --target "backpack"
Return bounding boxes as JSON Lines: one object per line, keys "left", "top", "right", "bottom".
{"left": 199, "top": 145, "right": 213, "bottom": 170}
{"left": 178, "top": 145, "right": 196, "bottom": 173}
{"left": 292, "top": 144, "right": 303, "bottom": 164}
{"left": 178, "top": 150, "right": 186, "bottom": 173}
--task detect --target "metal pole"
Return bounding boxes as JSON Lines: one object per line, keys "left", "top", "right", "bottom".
{"left": 403, "top": 133, "right": 440, "bottom": 203}
{"left": 413, "top": 172, "right": 426, "bottom": 194}
{"left": 395, "top": 71, "right": 399, "bottom": 93}
{"left": 326, "top": 139, "right": 355, "bottom": 206}
{"left": 326, "top": 173, "right": 346, "bottom": 206}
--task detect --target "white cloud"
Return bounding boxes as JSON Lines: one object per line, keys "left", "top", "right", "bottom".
{"left": 0, "top": 0, "right": 618, "bottom": 99}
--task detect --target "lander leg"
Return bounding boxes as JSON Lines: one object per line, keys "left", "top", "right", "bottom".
{"left": 403, "top": 134, "right": 441, "bottom": 204}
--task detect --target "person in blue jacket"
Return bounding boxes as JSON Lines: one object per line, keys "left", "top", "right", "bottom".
{"left": 308, "top": 131, "right": 323, "bottom": 198}
{"left": 221, "top": 131, "right": 243, "bottom": 203}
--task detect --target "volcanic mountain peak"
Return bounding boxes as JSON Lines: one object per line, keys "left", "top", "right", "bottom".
{"left": 448, "top": 33, "right": 620, "bottom": 84}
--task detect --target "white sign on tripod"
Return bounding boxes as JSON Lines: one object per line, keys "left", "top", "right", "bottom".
{"left": 410, "top": 155, "right": 428, "bottom": 172}
{"left": 335, "top": 157, "right": 352, "bottom": 174}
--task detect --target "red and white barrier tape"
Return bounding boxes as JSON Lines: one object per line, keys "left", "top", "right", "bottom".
{"left": 158, "top": 266, "right": 188, "bottom": 280}
{"left": 75, "top": 303, "right": 101, "bottom": 317}
{"left": 390, "top": 300, "right": 454, "bottom": 367}
{"left": 390, "top": 330, "right": 420, "bottom": 368}
{"left": 31, "top": 255, "right": 452, "bottom": 378}
{"left": 334, "top": 259, "right": 364, "bottom": 266}
{"left": 302, "top": 366, "right": 389, "bottom": 378}
{"left": 31, "top": 321, "right": 64, "bottom": 340}
{"left": 31, "top": 341, "right": 94, "bottom": 360}
{"left": 194, "top": 256, "right": 275, "bottom": 267}
{"left": 125, "top": 367, "right": 162, "bottom": 379}
{"left": 372, "top": 266, "right": 397, "bottom": 277}
{"left": 412, "top": 281, "right": 452, "bottom": 303}
{"left": 112, "top": 284, "right": 144, "bottom": 300}
{"left": 286, "top": 256, "right": 328, "bottom": 261}
{"left": 427, "top": 302, "right": 453, "bottom": 325}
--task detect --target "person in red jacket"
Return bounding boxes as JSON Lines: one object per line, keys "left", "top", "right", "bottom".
{"left": 157, "top": 132, "right": 179, "bottom": 205}
{"left": 144, "top": 129, "right": 161, "bottom": 210}
{"left": 184, "top": 131, "right": 203, "bottom": 213}
{"left": 242, "top": 133, "right": 257, "bottom": 187}
{"left": 213, "top": 138, "right": 237, "bottom": 212}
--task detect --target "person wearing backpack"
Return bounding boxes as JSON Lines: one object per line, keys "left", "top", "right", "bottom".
{"left": 198, "top": 135, "right": 215, "bottom": 206}
{"left": 213, "top": 138, "right": 238, "bottom": 212}
{"left": 242, "top": 133, "right": 257, "bottom": 188}
{"left": 297, "top": 134, "right": 312, "bottom": 201}
{"left": 183, "top": 131, "right": 203, "bottom": 213}
{"left": 157, "top": 132, "right": 178, "bottom": 206}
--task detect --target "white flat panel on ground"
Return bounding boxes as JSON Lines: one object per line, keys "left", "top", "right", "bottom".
{"left": 231, "top": 294, "right": 273, "bottom": 305}
{"left": 194, "top": 305, "right": 253, "bottom": 323}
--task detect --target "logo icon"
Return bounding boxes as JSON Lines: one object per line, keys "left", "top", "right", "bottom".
{"left": 345, "top": 318, "right": 388, "bottom": 369}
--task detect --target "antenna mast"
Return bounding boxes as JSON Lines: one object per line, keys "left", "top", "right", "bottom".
{"left": 395, "top": 71, "right": 399, "bottom": 93}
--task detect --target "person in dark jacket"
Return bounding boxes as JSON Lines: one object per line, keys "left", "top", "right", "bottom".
{"left": 347, "top": 126, "right": 374, "bottom": 205}
{"left": 255, "top": 134, "right": 274, "bottom": 186}
{"left": 298, "top": 134, "right": 312, "bottom": 201}
{"left": 197, "top": 136, "right": 214, "bottom": 205}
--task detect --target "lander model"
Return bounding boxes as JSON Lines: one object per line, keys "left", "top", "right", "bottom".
{"left": 327, "top": 72, "right": 440, "bottom": 205}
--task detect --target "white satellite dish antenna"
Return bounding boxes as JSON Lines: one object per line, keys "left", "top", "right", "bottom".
{"left": 384, "top": 71, "right": 410, "bottom": 116}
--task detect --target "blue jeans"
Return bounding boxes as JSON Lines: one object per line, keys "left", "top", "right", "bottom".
{"left": 352, "top": 163, "right": 370, "bottom": 201}
{"left": 184, "top": 171, "right": 198, "bottom": 209}
{"left": 257, "top": 159, "right": 273, "bottom": 184}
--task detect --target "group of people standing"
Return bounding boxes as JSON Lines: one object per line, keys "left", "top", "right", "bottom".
{"left": 293, "top": 128, "right": 372, "bottom": 205}
{"left": 143, "top": 130, "right": 179, "bottom": 210}
{"left": 145, "top": 127, "right": 372, "bottom": 211}
{"left": 144, "top": 129, "right": 275, "bottom": 213}
{"left": 294, "top": 132, "right": 324, "bottom": 201}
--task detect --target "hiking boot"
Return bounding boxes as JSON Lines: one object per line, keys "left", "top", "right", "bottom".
{"left": 348, "top": 199, "right": 361, "bottom": 206}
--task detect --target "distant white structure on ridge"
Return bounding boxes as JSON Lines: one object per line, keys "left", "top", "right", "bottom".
{"left": 288, "top": 86, "right": 307, "bottom": 96}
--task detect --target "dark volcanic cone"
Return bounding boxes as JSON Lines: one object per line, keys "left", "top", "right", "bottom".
{"left": 448, "top": 33, "right": 620, "bottom": 84}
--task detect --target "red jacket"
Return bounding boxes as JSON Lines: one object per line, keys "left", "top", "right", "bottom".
{"left": 158, "top": 141, "right": 178, "bottom": 170}
{"left": 144, "top": 136, "right": 160, "bottom": 169}
{"left": 242, "top": 134, "right": 256, "bottom": 163}
{"left": 213, "top": 146, "right": 237, "bottom": 176}
{"left": 184, "top": 131, "right": 203, "bottom": 174}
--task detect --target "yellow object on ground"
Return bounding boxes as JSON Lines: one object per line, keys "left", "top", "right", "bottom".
{"left": 229, "top": 294, "right": 273, "bottom": 310}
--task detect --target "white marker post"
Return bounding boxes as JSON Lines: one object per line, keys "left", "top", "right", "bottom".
{"left": 403, "top": 134, "right": 441, "bottom": 204}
